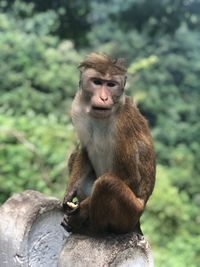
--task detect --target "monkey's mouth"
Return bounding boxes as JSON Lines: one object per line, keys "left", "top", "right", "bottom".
{"left": 91, "top": 106, "right": 112, "bottom": 118}
{"left": 92, "top": 106, "right": 111, "bottom": 111}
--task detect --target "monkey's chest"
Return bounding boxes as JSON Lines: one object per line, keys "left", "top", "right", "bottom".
{"left": 87, "top": 137, "right": 114, "bottom": 177}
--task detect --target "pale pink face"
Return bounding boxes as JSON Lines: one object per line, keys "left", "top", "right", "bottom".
{"left": 80, "top": 68, "right": 126, "bottom": 118}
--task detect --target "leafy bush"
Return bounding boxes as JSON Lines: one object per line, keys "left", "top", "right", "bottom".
{"left": 0, "top": 2, "right": 80, "bottom": 202}
{"left": 0, "top": 2, "right": 81, "bottom": 116}
{"left": 0, "top": 113, "right": 76, "bottom": 202}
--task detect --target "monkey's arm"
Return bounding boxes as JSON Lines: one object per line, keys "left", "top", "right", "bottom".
{"left": 61, "top": 147, "right": 95, "bottom": 232}
{"left": 63, "top": 146, "right": 95, "bottom": 213}
{"left": 137, "top": 141, "right": 156, "bottom": 204}
{"left": 126, "top": 139, "right": 156, "bottom": 206}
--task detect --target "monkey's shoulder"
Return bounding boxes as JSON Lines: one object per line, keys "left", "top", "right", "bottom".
{"left": 124, "top": 96, "right": 144, "bottom": 116}
{"left": 118, "top": 96, "right": 149, "bottom": 132}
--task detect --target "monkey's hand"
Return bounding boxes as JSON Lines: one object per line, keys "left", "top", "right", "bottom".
{"left": 62, "top": 189, "right": 80, "bottom": 215}
{"left": 61, "top": 198, "right": 89, "bottom": 233}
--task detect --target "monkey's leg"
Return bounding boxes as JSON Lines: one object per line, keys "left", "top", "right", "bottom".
{"left": 89, "top": 173, "right": 144, "bottom": 234}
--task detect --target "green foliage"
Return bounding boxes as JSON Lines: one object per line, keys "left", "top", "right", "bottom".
{"left": 90, "top": 0, "right": 200, "bottom": 35}
{"left": 0, "top": 1, "right": 81, "bottom": 116}
{"left": 1, "top": 0, "right": 91, "bottom": 47}
{"left": 0, "top": 1, "right": 80, "bottom": 202}
{"left": 0, "top": 113, "right": 76, "bottom": 203}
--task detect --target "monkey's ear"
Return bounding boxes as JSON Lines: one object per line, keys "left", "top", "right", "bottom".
{"left": 124, "top": 76, "right": 127, "bottom": 88}
{"left": 79, "top": 72, "right": 83, "bottom": 88}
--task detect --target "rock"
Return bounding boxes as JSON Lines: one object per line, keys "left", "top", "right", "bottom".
{"left": 0, "top": 190, "right": 68, "bottom": 267}
{"left": 58, "top": 232, "right": 153, "bottom": 267}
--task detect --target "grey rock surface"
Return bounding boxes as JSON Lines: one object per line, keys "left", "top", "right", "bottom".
{"left": 59, "top": 232, "right": 153, "bottom": 267}
{"left": 0, "top": 190, "right": 68, "bottom": 267}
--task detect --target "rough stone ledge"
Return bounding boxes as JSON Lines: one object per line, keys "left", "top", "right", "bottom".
{"left": 58, "top": 232, "right": 154, "bottom": 267}
{"left": 0, "top": 190, "right": 154, "bottom": 267}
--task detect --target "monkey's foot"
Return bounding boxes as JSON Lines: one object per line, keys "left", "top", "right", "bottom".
{"left": 61, "top": 215, "right": 73, "bottom": 232}
{"left": 61, "top": 214, "right": 84, "bottom": 233}
{"left": 61, "top": 211, "right": 90, "bottom": 234}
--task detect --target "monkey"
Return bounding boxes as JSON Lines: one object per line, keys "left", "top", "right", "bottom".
{"left": 61, "top": 53, "right": 156, "bottom": 235}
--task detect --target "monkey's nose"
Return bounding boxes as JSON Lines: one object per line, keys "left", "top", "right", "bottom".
{"left": 100, "top": 96, "right": 108, "bottom": 102}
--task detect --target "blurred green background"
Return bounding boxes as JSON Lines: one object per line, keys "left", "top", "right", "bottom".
{"left": 0, "top": 0, "right": 199, "bottom": 266}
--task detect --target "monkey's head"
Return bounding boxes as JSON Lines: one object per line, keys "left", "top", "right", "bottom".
{"left": 78, "top": 53, "right": 127, "bottom": 119}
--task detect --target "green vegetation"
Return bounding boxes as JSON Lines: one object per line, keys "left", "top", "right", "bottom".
{"left": 0, "top": 1, "right": 199, "bottom": 266}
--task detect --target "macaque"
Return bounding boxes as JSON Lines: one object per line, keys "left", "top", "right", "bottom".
{"left": 61, "top": 53, "right": 156, "bottom": 235}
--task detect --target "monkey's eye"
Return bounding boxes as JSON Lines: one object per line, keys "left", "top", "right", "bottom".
{"left": 107, "top": 82, "right": 117, "bottom": 87}
{"left": 93, "top": 79, "right": 102, "bottom": 85}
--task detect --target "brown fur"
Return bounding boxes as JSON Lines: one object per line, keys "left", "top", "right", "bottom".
{"left": 79, "top": 53, "right": 127, "bottom": 75}
{"left": 61, "top": 53, "right": 156, "bottom": 235}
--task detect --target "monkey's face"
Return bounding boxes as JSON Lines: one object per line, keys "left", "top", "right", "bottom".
{"left": 80, "top": 68, "right": 126, "bottom": 119}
